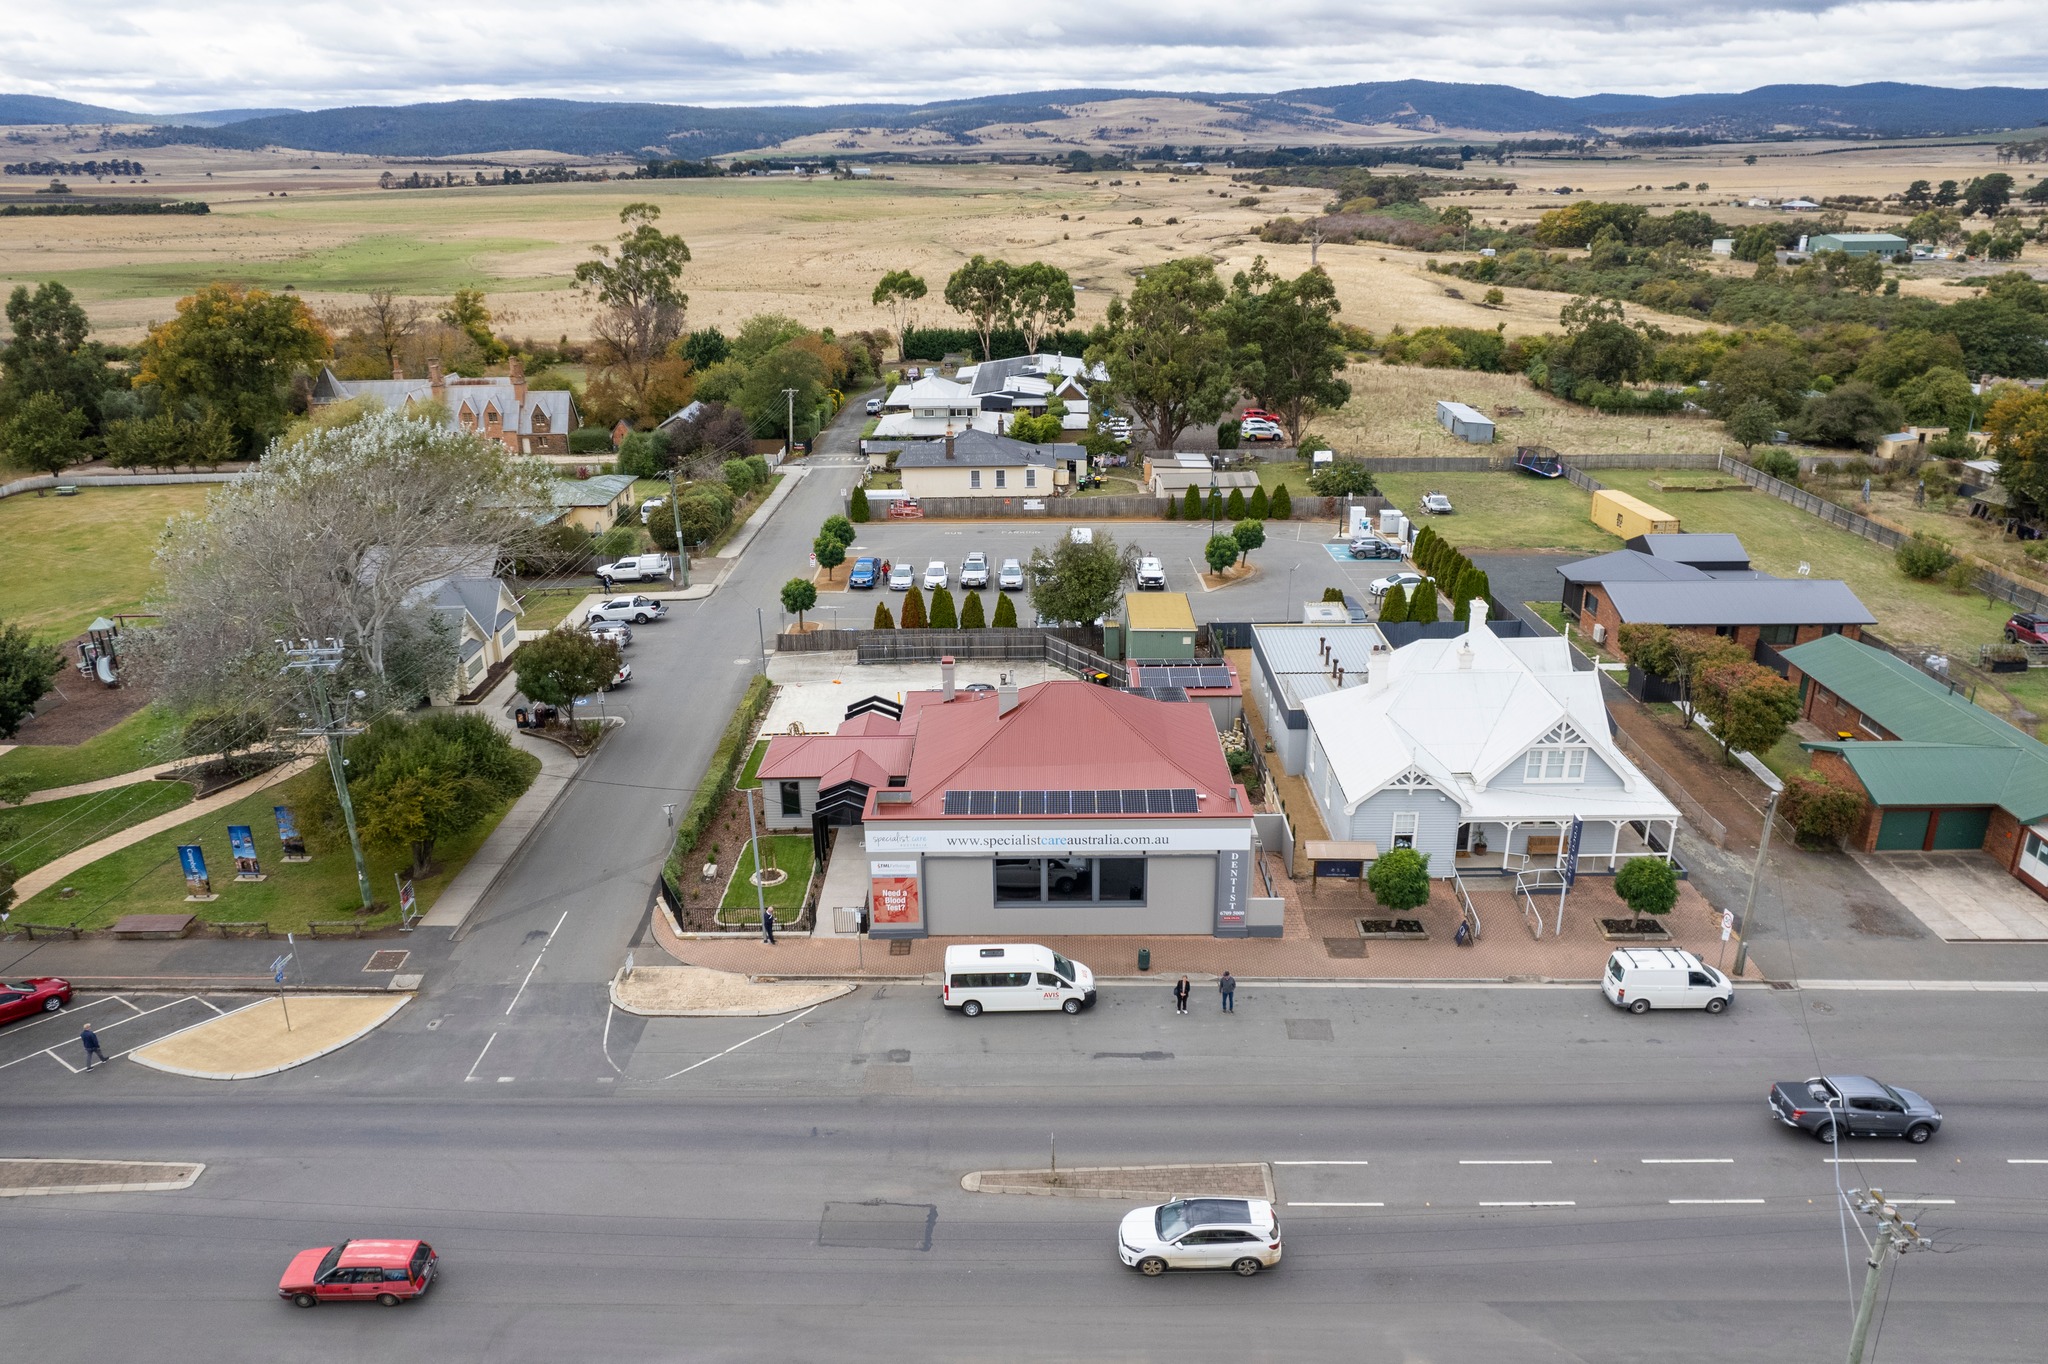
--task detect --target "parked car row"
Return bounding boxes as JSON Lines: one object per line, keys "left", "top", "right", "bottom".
{"left": 850, "top": 555, "right": 1028, "bottom": 591}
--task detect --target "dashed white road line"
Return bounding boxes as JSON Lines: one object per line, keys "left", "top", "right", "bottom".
{"left": 1643, "top": 1158, "right": 1734, "bottom": 1164}
{"left": 1461, "top": 1159, "right": 1553, "bottom": 1165}
{"left": 1274, "top": 1160, "right": 1371, "bottom": 1166}
{"left": 1481, "top": 1201, "right": 1575, "bottom": 1207}
{"left": 1288, "top": 1201, "right": 1384, "bottom": 1208}
{"left": 1669, "top": 1199, "right": 1766, "bottom": 1205}
{"left": 1825, "top": 1158, "right": 1916, "bottom": 1164}
{"left": 2007, "top": 1159, "right": 2048, "bottom": 1164}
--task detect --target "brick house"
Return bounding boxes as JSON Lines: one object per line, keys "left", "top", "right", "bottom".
{"left": 311, "top": 357, "right": 579, "bottom": 456}
{"left": 1783, "top": 633, "right": 2048, "bottom": 892}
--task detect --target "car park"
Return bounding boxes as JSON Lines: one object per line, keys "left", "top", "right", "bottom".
{"left": 1769, "top": 1075, "right": 1942, "bottom": 1144}
{"left": 1136, "top": 556, "right": 1167, "bottom": 589}
{"left": 588, "top": 595, "right": 666, "bottom": 625}
{"left": 588, "top": 619, "right": 633, "bottom": 648}
{"left": 998, "top": 558, "right": 1026, "bottom": 591}
{"left": 279, "top": 1239, "right": 437, "bottom": 1309}
{"left": 1348, "top": 536, "right": 1403, "bottom": 561}
{"left": 0, "top": 977, "right": 72, "bottom": 1026}
{"left": 960, "top": 551, "right": 990, "bottom": 588}
{"left": 889, "top": 563, "right": 916, "bottom": 591}
{"left": 848, "top": 557, "right": 880, "bottom": 589}
{"left": 1118, "top": 1198, "right": 1282, "bottom": 1277}
{"left": 1368, "top": 571, "right": 1429, "bottom": 598}
{"left": 1601, "top": 948, "right": 1731, "bottom": 1014}
{"left": 922, "top": 560, "right": 948, "bottom": 589}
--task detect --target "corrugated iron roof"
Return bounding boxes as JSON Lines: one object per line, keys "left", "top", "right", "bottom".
{"left": 1603, "top": 578, "right": 1875, "bottom": 627}
{"left": 1125, "top": 593, "right": 1196, "bottom": 632}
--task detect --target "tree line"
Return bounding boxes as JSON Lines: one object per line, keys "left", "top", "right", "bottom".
{"left": 3, "top": 159, "right": 146, "bottom": 176}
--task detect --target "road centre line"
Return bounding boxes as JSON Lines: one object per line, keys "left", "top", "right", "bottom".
{"left": 1274, "top": 1160, "right": 1371, "bottom": 1166}
{"left": 2008, "top": 1159, "right": 2048, "bottom": 1164}
{"left": 1669, "top": 1199, "right": 1766, "bottom": 1204}
{"left": 1288, "top": 1202, "right": 1384, "bottom": 1207}
{"left": 464, "top": 1032, "right": 498, "bottom": 1082}
{"left": 663, "top": 1005, "right": 820, "bottom": 1080}
{"left": 1825, "top": 1158, "right": 1916, "bottom": 1164}
{"left": 506, "top": 909, "right": 569, "bottom": 1015}
{"left": 1887, "top": 1199, "right": 1956, "bottom": 1205}
{"left": 1642, "top": 1158, "right": 1734, "bottom": 1164}
{"left": 1481, "top": 1201, "right": 1575, "bottom": 1207}
{"left": 1461, "top": 1160, "right": 1552, "bottom": 1165}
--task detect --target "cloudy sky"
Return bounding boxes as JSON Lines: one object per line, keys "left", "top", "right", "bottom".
{"left": 8, "top": 0, "right": 2047, "bottom": 113}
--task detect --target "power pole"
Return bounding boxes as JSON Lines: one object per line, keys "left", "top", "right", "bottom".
{"left": 783, "top": 387, "right": 799, "bottom": 461}
{"left": 665, "top": 459, "right": 691, "bottom": 589}
{"left": 1733, "top": 751, "right": 1783, "bottom": 980}
{"left": 1844, "top": 1187, "right": 1933, "bottom": 1364}
{"left": 281, "top": 638, "right": 374, "bottom": 911}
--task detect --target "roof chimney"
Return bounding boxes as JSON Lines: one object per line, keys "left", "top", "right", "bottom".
{"left": 1468, "top": 599, "right": 1489, "bottom": 636}
{"left": 427, "top": 357, "right": 445, "bottom": 397}
{"left": 945, "top": 425, "right": 956, "bottom": 461}
{"left": 509, "top": 354, "right": 527, "bottom": 404}
{"left": 941, "top": 655, "right": 956, "bottom": 702}
{"left": 1457, "top": 642, "right": 1475, "bottom": 671}
{"left": 1367, "top": 662, "right": 1388, "bottom": 695}
{"left": 392, "top": 358, "right": 404, "bottom": 381}
{"left": 997, "top": 672, "right": 1019, "bottom": 717}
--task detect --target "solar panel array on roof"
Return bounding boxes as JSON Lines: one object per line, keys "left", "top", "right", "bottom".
{"left": 1133, "top": 664, "right": 1232, "bottom": 689}
{"left": 939, "top": 788, "right": 1202, "bottom": 816}
{"left": 1127, "top": 686, "right": 1189, "bottom": 702}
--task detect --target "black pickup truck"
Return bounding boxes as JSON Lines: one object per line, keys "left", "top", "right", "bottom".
{"left": 1768, "top": 1075, "right": 1942, "bottom": 1144}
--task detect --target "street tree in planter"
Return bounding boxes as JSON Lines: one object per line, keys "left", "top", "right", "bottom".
{"left": 1232, "top": 517, "right": 1265, "bottom": 566}
{"left": 819, "top": 514, "right": 856, "bottom": 549}
{"left": 780, "top": 577, "right": 819, "bottom": 628}
{"left": 514, "top": 627, "right": 620, "bottom": 723}
{"left": 1613, "top": 856, "right": 1679, "bottom": 924}
{"left": 812, "top": 530, "right": 847, "bottom": 582}
{"left": 1367, "top": 847, "right": 1431, "bottom": 914}
{"left": 1204, "top": 533, "right": 1241, "bottom": 575}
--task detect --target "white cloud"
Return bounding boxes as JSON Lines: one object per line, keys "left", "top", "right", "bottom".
{"left": 3, "top": 0, "right": 2044, "bottom": 113}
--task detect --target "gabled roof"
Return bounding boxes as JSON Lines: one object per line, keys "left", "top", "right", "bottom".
{"left": 758, "top": 733, "right": 915, "bottom": 784}
{"left": 550, "top": 473, "right": 637, "bottom": 508}
{"left": 895, "top": 428, "right": 1060, "bottom": 469}
{"left": 1627, "top": 533, "right": 1751, "bottom": 567}
{"left": 1602, "top": 578, "right": 1875, "bottom": 627}
{"left": 872, "top": 680, "right": 1236, "bottom": 820}
{"left": 1558, "top": 549, "right": 1712, "bottom": 585}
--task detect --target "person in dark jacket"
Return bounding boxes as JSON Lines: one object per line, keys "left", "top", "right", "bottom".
{"left": 1219, "top": 970, "right": 1236, "bottom": 1012}
{"left": 761, "top": 907, "right": 776, "bottom": 945}
{"left": 80, "top": 1026, "right": 106, "bottom": 1070}
{"left": 1172, "top": 976, "right": 1191, "bottom": 1014}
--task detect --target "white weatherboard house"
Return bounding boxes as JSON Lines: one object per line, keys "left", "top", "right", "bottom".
{"left": 1298, "top": 606, "right": 1680, "bottom": 877}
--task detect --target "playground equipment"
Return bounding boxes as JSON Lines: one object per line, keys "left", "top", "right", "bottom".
{"left": 1512, "top": 444, "right": 1565, "bottom": 478}
{"left": 79, "top": 616, "right": 123, "bottom": 687}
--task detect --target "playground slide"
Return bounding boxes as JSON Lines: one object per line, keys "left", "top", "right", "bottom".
{"left": 94, "top": 656, "right": 116, "bottom": 686}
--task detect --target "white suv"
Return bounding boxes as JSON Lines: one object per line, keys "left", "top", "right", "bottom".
{"left": 1118, "top": 1198, "right": 1282, "bottom": 1277}
{"left": 588, "top": 595, "right": 667, "bottom": 625}
{"left": 1135, "top": 556, "right": 1166, "bottom": 590}
{"left": 998, "top": 558, "right": 1026, "bottom": 591}
{"left": 960, "top": 551, "right": 990, "bottom": 588}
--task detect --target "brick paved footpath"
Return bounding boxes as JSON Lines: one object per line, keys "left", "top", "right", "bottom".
{"left": 659, "top": 854, "right": 1753, "bottom": 984}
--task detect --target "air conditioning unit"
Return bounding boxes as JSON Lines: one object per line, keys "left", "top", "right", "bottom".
{"left": 1592, "top": 623, "right": 1607, "bottom": 645}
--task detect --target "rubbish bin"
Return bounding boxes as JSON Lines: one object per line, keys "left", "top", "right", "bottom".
{"left": 1138, "top": 948, "right": 1151, "bottom": 972}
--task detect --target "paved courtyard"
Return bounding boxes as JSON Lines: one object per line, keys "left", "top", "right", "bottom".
{"left": 1850, "top": 849, "right": 2048, "bottom": 941}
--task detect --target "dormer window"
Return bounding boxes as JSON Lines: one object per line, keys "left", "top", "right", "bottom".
{"left": 1524, "top": 746, "right": 1587, "bottom": 782}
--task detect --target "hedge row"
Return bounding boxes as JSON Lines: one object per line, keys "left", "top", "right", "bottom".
{"left": 900, "top": 326, "right": 1094, "bottom": 362}
{"left": 662, "top": 673, "right": 773, "bottom": 892}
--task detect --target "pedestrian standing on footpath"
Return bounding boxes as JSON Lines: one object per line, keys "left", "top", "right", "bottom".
{"left": 1219, "top": 970, "right": 1236, "bottom": 1013}
{"left": 80, "top": 1026, "right": 106, "bottom": 1070}
{"left": 1172, "top": 975, "right": 1191, "bottom": 1015}
{"left": 761, "top": 907, "right": 777, "bottom": 945}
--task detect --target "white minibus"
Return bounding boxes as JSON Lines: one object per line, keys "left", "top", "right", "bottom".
{"left": 942, "top": 944, "right": 1096, "bottom": 1016}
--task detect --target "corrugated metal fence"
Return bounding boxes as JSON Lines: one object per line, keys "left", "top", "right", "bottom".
{"left": 0, "top": 470, "right": 246, "bottom": 501}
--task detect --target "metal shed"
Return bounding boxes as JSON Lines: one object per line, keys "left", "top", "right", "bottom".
{"left": 1435, "top": 401, "right": 1495, "bottom": 444}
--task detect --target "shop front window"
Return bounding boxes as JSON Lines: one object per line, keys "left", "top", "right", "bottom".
{"left": 991, "top": 856, "right": 1147, "bottom": 905}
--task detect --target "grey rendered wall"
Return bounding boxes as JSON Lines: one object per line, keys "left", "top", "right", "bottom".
{"left": 761, "top": 778, "right": 817, "bottom": 830}
{"left": 1485, "top": 749, "right": 1625, "bottom": 794}
{"left": 1345, "top": 789, "right": 1464, "bottom": 872}
{"left": 923, "top": 854, "right": 1215, "bottom": 936}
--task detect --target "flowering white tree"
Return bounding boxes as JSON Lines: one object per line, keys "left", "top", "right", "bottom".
{"left": 147, "top": 410, "right": 551, "bottom": 714}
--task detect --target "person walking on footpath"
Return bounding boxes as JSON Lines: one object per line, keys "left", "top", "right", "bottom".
{"left": 761, "top": 907, "right": 777, "bottom": 945}
{"left": 1219, "top": 970, "right": 1236, "bottom": 1013}
{"left": 80, "top": 1025, "right": 106, "bottom": 1070}
{"left": 1172, "top": 975, "right": 1191, "bottom": 1015}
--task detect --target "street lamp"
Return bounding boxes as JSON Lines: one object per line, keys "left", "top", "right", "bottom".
{"left": 1208, "top": 471, "right": 1219, "bottom": 536}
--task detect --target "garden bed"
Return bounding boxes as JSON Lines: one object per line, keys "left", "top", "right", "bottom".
{"left": 1356, "top": 917, "right": 1428, "bottom": 939}
{"left": 1598, "top": 917, "right": 1673, "bottom": 941}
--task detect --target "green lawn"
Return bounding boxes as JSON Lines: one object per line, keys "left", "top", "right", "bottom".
{"left": 12, "top": 753, "right": 538, "bottom": 931}
{"left": 0, "top": 780, "right": 194, "bottom": 875}
{"left": 0, "top": 485, "right": 215, "bottom": 642}
{"left": 514, "top": 588, "right": 586, "bottom": 632}
{"left": 1593, "top": 471, "right": 2015, "bottom": 659}
{"left": 718, "top": 834, "right": 814, "bottom": 921}
{"left": 736, "top": 739, "right": 769, "bottom": 789}
{"left": 0, "top": 705, "right": 180, "bottom": 791}
{"left": 1255, "top": 460, "right": 1314, "bottom": 497}
{"left": 1373, "top": 471, "right": 1615, "bottom": 554}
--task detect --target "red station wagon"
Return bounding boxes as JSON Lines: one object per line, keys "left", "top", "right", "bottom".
{"left": 279, "top": 1239, "right": 437, "bottom": 1308}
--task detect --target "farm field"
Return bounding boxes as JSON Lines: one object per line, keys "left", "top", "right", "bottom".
{"left": 9, "top": 754, "right": 538, "bottom": 931}
{"left": 0, "top": 484, "right": 214, "bottom": 642}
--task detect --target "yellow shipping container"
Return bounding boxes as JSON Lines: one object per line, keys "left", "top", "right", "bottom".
{"left": 1590, "top": 489, "right": 1680, "bottom": 540}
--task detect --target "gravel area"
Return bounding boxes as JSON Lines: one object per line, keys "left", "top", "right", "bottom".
{"left": 610, "top": 964, "right": 853, "bottom": 1016}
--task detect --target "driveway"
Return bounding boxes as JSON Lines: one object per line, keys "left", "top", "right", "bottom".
{"left": 1851, "top": 850, "right": 2048, "bottom": 941}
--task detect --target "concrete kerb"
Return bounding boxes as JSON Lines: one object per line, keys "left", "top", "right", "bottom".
{"left": 125, "top": 994, "right": 410, "bottom": 1081}
{"left": 0, "top": 1158, "right": 206, "bottom": 1197}
{"left": 608, "top": 965, "right": 856, "bottom": 1017}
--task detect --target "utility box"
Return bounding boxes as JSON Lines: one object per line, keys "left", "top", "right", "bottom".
{"left": 1590, "top": 489, "right": 1680, "bottom": 540}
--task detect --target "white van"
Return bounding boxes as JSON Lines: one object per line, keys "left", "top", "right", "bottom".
{"left": 943, "top": 944, "right": 1096, "bottom": 1017}
{"left": 1602, "top": 947, "right": 1732, "bottom": 1015}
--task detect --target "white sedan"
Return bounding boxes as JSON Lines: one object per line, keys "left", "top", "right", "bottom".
{"left": 1118, "top": 1197, "right": 1282, "bottom": 1277}
{"left": 922, "top": 560, "right": 948, "bottom": 589}
{"left": 1368, "top": 570, "right": 1430, "bottom": 598}
{"left": 888, "top": 563, "right": 916, "bottom": 591}
{"left": 998, "top": 558, "right": 1026, "bottom": 591}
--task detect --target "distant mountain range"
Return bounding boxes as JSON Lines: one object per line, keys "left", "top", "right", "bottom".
{"left": 2, "top": 82, "right": 2044, "bottom": 158}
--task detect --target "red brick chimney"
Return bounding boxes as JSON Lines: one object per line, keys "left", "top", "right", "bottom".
{"left": 391, "top": 358, "right": 404, "bottom": 380}
{"left": 509, "top": 354, "right": 527, "bottom": 404}
{"left": 427, "top": 357, "right": 445, "bottom": 400}
{"left": 944, "top": 424, "right": 956, "bottom": 461}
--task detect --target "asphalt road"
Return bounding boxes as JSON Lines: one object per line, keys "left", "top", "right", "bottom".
{"left": 5, "top": 986, "right": 2044, "bottom": 1361}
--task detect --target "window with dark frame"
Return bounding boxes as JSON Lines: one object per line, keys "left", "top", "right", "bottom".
{"left": 990, "top": 856, "right": 1147, "bottom": 905}
{"left": 780, "top": 780, "right": 801, "bottom": 816}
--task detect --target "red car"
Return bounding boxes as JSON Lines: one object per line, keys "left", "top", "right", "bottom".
{"left": 2005, "top": 613, "right": 2048, "bottom": 645}
{"left": 0, "top": 977, "right": 72, "bottom": 1026}
{"left": 279, "top": 1239, "right": 437, "bottom": 1308}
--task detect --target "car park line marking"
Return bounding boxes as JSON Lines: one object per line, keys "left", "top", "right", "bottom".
{"left": 194, "top": 997, "right": 226, "bottom": 1014}
{"left": 663, "top": 1004, "right": 820, "bottom": 1080}
{"left": 1274, "top": 1160, "right": 1371, "bottom": 1166}
{"left": 1480, "top": 1201, "right": 1575, "bottom": 1207}
{"left": 0, "top": 995, "right": 217, "bottom": 1072}
{"left": 1642, "top": 1158, "right": 1734, "bottom": 1164}
{"left": 1287, "top": 1202, "right": 1385, "bottom": 1207}
{"left": 1461, "top": 1160, "right": 1553, "bottom": 1165}
{"left": 1669, "top": 1199, "right": 1766, "bottom": 1205}
{"left": 464, "top": 1032, "right": 498, "bottom": 1082}
{"left": 506, "top": 909, "right": 569, "bottom": 1015}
